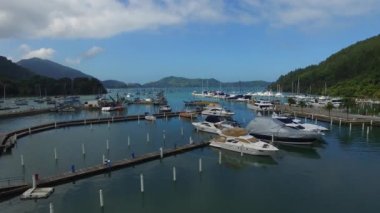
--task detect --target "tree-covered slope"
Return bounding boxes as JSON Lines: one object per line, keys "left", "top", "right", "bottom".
{"left": 269, "top": 34, "right": 380, "bottom": 98}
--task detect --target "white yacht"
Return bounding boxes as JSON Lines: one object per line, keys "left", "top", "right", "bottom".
{"left": 247, "top": 100, "right": 274, "bottom": 111}
{"left": 159, "top": 105, "right": 172, "bottom": 112}
{"left": 201, "top": 107, "right": 234, "bottom": 117}
{"left": 144, "top": 113, "right": 156, "bottom": 121}
{"left": 192, "top": 116, "right": 238, "bottom": 134}
{"left": 209, "top": 128, "right": 279, "bottom": 156}
{"left": 272, "top": 113, "right": 328, "bottom": 134}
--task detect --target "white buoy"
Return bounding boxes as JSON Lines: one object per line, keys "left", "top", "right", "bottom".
{"left": 106, "top": 139, "right": 109, "bottom": 150}
{"left": 199, "top": 158, "right": 202, "bottom": 173}
{"left": 349, "top": 123, "right": 352, "bottom": 133}
{"left": 127, "top": 136, "right": 130, "bottom": 147}
{"left": 311, "top": 114, "right": 314, "bottom": 119}
{"left": 370, "top": 120, "right": 373, "bottom": 126}
{"left": 21, "top": 154, "right": 24, "bottom": 167}
{"left": 29, "top": 128, "right": 31, "bottom": 134}
{"left": 173, "top": 166, "right": 176, "bottom": 182}
{"left": 140, "top": 174, "right": 144, "bottom": 193}
{"left": 367, "top": 126, "right": 370, "bottom": 136}
{"left": 49, "top": 202, "right": 54, "bottom": 213}
{"left": 82, "top": 144, "right": 85, "bottom": 155}
{"left": 315, "top": 118, "right": 318, "bottom": 124}
{"left": 160, "top": 147, "right": 163, "bottom": 159}
{"left": 271, "top": 134, "right": 274, "bottom": 143}
{"left": 54, "top": 148, "right": 57, "bottom": 160}
{"left": 147, "top": 133, "right": 150, "bottom": 142}
{"left": 54, "top": 122, "right": 57, "bottom": 128}
{"left": 138, "top": 115, "right": 140, "bottom": 124}
{"left": 99, "top": 189, "right": 104, "bottom": 207}
{"left": 102, "top": 154, "right": 105, "bottom": 163}
{"left": 84, "top": 119, "right": 86, "bottom": 125}
{"left": 330, "top": 119, "right": 333, "bottom": 126}
{"left": 218, "top": 151, "right": 222, "bottom": 165}
{"left": 181, "top": 127, "right": 184, "bottom": 136}
{"left": 362, "top": 123, "right": 365, "bottom": 132}
{"left": 304, "top": 117, "right": 307, "bottom": 123}
{"left": 189, "top": 136, "right": 193, "bottom": 144}
{"left": 339, "top": 119, "right": 342, "bottom": 127}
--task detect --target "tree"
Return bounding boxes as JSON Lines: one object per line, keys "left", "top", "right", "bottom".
{"left": 288, "top": 97, "right": 296, "bottom": 107}
{"left": 299, "top": 100, "right": 306, "bottom": 113}
{"left": 342, "top": 97, "right": 356, "bottom": 120}
{"left": 325, "top": 102, "right": 334, "bottom": 118}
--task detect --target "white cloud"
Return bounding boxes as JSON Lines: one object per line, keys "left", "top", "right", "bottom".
{"left": 65, "top": 46, "right": 104, "bottom": 65}
{"left": 0, "top": 0, "right": 379, "bottom": 39}
{"left": 19, "top": 44, "right": 55, "bottom": 59}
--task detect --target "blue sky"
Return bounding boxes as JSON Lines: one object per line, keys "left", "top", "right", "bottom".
{"left": 0, "top": 0, "right": 379, "bottom": 83}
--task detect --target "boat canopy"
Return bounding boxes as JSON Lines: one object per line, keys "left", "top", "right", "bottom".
{"left": 222, "top": 128, "right": 248, "bottom": 137}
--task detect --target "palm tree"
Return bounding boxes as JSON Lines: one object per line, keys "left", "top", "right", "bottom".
{"left": 325, "top": 102, "right": 334, "bottom": 118}
{"left": 342, "top": 97, "right": 356, "bottom": 120}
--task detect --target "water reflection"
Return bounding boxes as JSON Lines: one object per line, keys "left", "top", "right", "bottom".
{"left": 210, "top": 148, "right": 278, "bottom": 170}
{"left": 279, "top": 145, "right": 321, "bottom": 159}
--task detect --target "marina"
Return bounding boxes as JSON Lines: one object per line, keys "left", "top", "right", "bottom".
{"left": 0, "top": 88, "right": 379, "bottom": 213}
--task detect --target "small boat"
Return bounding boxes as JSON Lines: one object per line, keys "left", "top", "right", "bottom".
{"left": 144, "top": 112, "right": 156, "bottom": 121}
{"left": 101, "top": 105, "right": 124, "bottom": 111}
{"left": 179, "top": 110, "right": 197, "bottom": 119}
{"left": 159, "top": 105, "right": 172, "bottom": 112}
{"left": 14, "top": 99, "right": 28, "bottom": 106}
{"left": 201, "top": 107, "right": 234, "bottom": 117}
{"left": 210, "top": 128, "right": 278, "bottom": 156}
{"left": 247, "top": 100, "right": 273, "bottom": 111}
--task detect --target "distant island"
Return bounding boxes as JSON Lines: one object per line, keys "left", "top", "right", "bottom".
{"left": 103, "top": 76, "right": 271, "bottom": 89}
{"left": 269, "top": 34, "right": 380, "bottom": 98}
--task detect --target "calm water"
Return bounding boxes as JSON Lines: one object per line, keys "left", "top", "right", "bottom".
{"left": 0, "top": 88, "right": 379, "bottom": 213}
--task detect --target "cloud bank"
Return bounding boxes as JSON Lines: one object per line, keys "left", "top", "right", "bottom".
{"left": 0, "top": 0, "right": 379, "bottom": 39}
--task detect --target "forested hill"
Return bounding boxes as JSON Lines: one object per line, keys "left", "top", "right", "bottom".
{"left": 143, "top": 76, "right": 270, "bottom": 88}
{"left": 269, "top": 34, "right": 380, "bottom": 98}
{"left": 0, "top": 56, "right": 106, "bottom": 96}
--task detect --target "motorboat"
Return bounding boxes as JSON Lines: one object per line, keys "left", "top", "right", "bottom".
{"left": 144, "top": 112, "right": 156, "bottom": 121}
{"left": 201, "top": 107, "right": 234, "bottom": 117}
{"left": 14, "top": 99, "right": 28, "bottom": 106}
{"left": 272, "top": 113, "right": 328, "bottom": 134}
{"left": 246, "top": 117, "right": 322, "bottom": 145}
{"left": 101, "top": 105, "right": 124, "bottom": 111}
{"left": 247, "top": 100, "right": 274, "bottom": 111}
{"left": 179, "top": 110, "right": 198, "bottom": 119}
{"left": 209, "top": 128, "right": 278, "bottom": 156}
{"left": 192, "top": 116, "right": 239, "bottom": 134}
{"left": 159, "top": 105, "right": 172, "bottom": 112}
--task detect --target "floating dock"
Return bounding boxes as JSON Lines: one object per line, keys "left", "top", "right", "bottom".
{"left": 0, "top": 141, "right": 209, "bottom": 201}
{"left": 0, "top": 112, "right": 181, "bottom": 154}
{"left": 20, "top": 187, "right": 54, "bottom": 200}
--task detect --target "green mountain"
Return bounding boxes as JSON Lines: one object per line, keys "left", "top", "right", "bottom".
{"left": 142, "top": 76, "right": 270, "bottom": 88}
{"left": 102, "top": 80, "right": 128, "bottom": 88}
{"left": 269, "top": 34, "right": 380, "bottom": 98}
{"left": 17, "top": 57, "right": 90, "bottom": 79}
{"left": 0, "top": 56, "right": 106, "bottom": 97}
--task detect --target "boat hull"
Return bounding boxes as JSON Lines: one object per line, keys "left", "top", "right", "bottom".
{"left": 210, "top": 142, "right": 276, "bottom": 156}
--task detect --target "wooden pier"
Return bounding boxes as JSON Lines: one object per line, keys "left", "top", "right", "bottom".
{"left": 0, "top": 141, "right": 209, "bottom": 201}
{"left": 0, "top": 112, "right": 181, "bottom": 154}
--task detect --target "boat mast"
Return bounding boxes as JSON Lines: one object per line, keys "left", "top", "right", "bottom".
{"left": 297, "top": 77, "right": 300, "bottom": 95}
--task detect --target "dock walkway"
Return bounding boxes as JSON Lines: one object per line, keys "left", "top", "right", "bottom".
{"left": 0, "top": 141, "right": 209, "bottom": 201}
{"left": 0, "top": 112, "right": 181, "bottom": 154}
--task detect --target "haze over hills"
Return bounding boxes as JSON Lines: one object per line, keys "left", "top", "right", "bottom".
{"left": 17, "top": 57, "right": 91, "bottom": 79}
{"left": 269, "top": 34, "right": 380, "bottom": 98}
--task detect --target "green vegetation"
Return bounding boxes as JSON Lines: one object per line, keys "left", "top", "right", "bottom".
{"left": 287, "top": 97, "right": 296, "bottom": 107}
{"left": 325, "top": 102, "right": 334, "bottom": 118}
{"left": 102, "top": 80, "right": 129, "bottom": 88}
{"left": 269, "top": 34, "right": 380, "bottom": 98}
{"left": 0, "top": 56, "right": 106, "bottom": 97}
